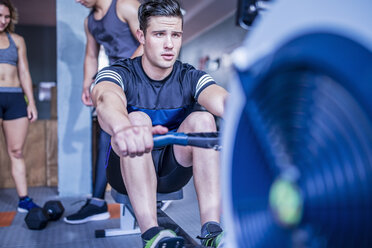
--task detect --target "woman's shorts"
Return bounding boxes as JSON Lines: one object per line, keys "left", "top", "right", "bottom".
{"left": 0, "top": 87, "right": 28, "bottom": 120}
{"left": 106, "top": 144, "right": 193, "bottom": 195}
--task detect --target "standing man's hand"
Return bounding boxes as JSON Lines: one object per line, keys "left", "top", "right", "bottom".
{"left": 81, "top": 85, "right": 93, "bottom": 106}
{"left": 111, "top": 125, "right": 168, "bottom": 158}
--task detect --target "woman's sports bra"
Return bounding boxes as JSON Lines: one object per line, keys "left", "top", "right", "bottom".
{"left": 0, "top": 32, "right": 18, "bottom": 66}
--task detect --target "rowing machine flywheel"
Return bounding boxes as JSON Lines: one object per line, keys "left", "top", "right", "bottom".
{"left": 223, "top": 30, "right": 372, "bottom": 247}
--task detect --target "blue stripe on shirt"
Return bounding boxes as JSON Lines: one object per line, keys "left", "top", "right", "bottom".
{"left": 127, "top": 105, "right": 193, "bottom": 130}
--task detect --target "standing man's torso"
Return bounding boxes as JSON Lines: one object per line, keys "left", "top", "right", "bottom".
{"left": 88, "top": 0, "right": 139, "bottom": 64}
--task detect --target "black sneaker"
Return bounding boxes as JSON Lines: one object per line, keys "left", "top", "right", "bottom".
{"left": 63, "top": 199, "right": 110, "bottom": 224}
{"left": 197, "top": 223, "right": 225, "bottom": 247}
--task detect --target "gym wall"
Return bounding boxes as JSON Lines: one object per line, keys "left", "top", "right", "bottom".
{"left": 16, "top": 25, "right": 57, "bottom": 120}
{"left": 181, "top": 13, "right": 248, "bottom": 90}
{"left": 56, "top": 0, "right": 92, "bottom": 196}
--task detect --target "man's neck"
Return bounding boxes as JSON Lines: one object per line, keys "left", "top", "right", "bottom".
{"left": 94, "top": 0, "right": 112, "bottom": 16}
{"left": 141, "top": 56, "right": 173, "bottom": 81}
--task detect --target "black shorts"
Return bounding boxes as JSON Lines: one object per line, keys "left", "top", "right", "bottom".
{"left": 106, "top": 145, "right": 193, "bottom": 195}
{"left": 0, "top": 88, "right": 28, "bottom": 120}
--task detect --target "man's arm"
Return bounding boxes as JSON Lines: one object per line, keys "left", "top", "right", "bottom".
{"left": 82, "top": 17, "right": 100, "bottom": 106}
{"left": 91, "top": 82, "right": 130, "bottom": 137}
{"left": 117, "top": 0, "right": 144, "bottom": 58}
{"left": 91, "top": 82, "right": 167, "bottom": 157}
{"left": 197, "top": 84, "right": 229, "bottom": 118}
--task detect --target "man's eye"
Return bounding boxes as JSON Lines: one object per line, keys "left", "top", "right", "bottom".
{"left": 155, "top": 33, "right": 164, "bottom": 37}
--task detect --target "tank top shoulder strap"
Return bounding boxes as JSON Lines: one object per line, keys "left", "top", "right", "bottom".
{"left": 108, "top": 0, "right": 117, "bottom": 15}
{"left": 6, "top": 32, "right": 16, "bottom": 47}
{"left": 87, "top": 0, "right": 117, "bottom": 32}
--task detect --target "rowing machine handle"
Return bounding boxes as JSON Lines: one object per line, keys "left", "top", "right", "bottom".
{"left": 153, "top": 132, "right": 221, "bottom": 150}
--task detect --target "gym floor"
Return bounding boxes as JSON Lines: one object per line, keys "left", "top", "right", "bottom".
{"left": 0, "top": 181, "right": 201, "bottom": 248}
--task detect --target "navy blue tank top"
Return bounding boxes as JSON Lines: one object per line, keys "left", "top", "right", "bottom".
{"left": 0, "top": 33, "right": 18, "bottom": 66}
{"left": 87, "top": 0, "right": 139, "bottom": 64}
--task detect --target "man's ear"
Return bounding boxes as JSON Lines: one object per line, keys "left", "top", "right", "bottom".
{"left": 136, "top": 29, "right": 145, "bottom": 45}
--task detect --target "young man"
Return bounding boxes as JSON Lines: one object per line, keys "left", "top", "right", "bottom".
{"left": 91, "top": 0, "right": 228, "bottom": 247}
{"left": 64, "top": 0, "right": 142, "bottom": 224}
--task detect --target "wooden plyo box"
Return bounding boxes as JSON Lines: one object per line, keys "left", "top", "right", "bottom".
{"left": 0, "top": 120, "right": 58, "bottom": 188}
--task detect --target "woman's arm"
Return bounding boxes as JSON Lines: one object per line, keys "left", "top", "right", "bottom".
{"left": 14, "top": 33, "right": 38, "bottom": 122}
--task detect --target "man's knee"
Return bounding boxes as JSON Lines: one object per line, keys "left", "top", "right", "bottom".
{"left": 128, "top": 111, "right": 152, "bottom": 126}
{"left": 183, "top": 111, "right": 216, "bottom": 132}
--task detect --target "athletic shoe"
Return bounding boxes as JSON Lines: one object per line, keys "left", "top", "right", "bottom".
{"left": 197, "top": 223, "right": 225, "bottom": 247}
{"left": 144, "top": 229, "right": 184, "bottom": 248}
{"left": 63, "top": 199, "right": 110, "bottom": 224}
{"left": 17, "top": 197, "right": 41, "bottom": 213}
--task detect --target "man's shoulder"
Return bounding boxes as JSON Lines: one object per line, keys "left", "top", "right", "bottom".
{"left": 111, "top": 57, "right": 137, "bottom": 69}
{"left": 116, "top": 0, "right": 140, "bottom": 18}
{"left": 87, "top": 8, "right": 95, "bottom": 20}
{"left": 174, "top": 60, "right": 208, "bottom": 79}
{"left": 175, "top": 60, "right": 198, "bottom": 73}
{"left": 175, "top": 60, "right": 192, "bottom": 68}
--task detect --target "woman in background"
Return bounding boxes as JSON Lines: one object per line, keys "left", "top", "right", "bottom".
{"left": 0, "top": 0, "right": 40, "bottom": 212}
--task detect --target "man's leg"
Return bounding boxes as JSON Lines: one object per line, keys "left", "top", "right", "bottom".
{"left": 174, "top": 111, "right": 221, "bottom": 225}
{"left": 120, "top": 111, "right": 158, "bottom": 233}
{"left": 93, "top": 127, "right": 111, "bottom": 199}
{"left": 64, "top": 125, "right": 111, "bottom": 224}
{"left": 174, "top": 111, "right": 224, "bottom": 247}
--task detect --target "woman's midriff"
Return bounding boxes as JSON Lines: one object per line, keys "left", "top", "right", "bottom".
{"left": 0, "top": 63, "right": 20, "bottom": 87}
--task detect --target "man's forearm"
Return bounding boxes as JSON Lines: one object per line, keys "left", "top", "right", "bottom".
{"left": 83, "top": 57, "right": 99, "bottom": 89}
{"left": 96, "top": 105, "right": 131, "bottom": 137}
{"left": 93, "top": 86, "right": 132, "bottom": 136}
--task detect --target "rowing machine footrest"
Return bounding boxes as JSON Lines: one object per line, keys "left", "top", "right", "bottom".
{"left": 94, "top": 188, "right": 183, "bottom": 238}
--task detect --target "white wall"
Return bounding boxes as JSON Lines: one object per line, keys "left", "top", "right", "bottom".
{"left": 57, "top": 1, "right": 92, "bottom": 196}
{"left": 181, "top": 13, "right": 248, "bottom": 90}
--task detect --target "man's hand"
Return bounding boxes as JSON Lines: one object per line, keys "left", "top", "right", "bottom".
{"left": 111, "top": 125, "right": 168, "bottom": 158}
{"left": 81, "top": 86, "right": 93, "bottom": 106}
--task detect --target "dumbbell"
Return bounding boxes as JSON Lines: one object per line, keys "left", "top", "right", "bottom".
{"left": 25, "top": 200, "right": 65, "bottom": 230}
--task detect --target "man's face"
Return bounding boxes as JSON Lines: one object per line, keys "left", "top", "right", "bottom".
{"left": 75, "top": 0, "right": 97, "bottom": 8}
{"left": 140, "top": 16, "right": 183, "bottom": 70}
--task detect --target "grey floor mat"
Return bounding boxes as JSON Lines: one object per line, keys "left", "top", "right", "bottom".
{"left": 0, "top": 181, "right": 201, "bottom": 248}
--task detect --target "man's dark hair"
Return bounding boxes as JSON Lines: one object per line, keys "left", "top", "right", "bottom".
{"left": 138, "top": 0, "right": 183, "bottom": 35}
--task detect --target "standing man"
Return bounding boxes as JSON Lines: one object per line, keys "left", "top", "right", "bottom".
{"left": 64, "top": 0, "right": 142, "bottom": 224}
{"left": 91, "top": 0, "right": 228, "bottom": 247}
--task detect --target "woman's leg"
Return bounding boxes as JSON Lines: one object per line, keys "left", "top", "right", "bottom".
{"left": 2, "top": 117, "right": 29, "bottom": 197}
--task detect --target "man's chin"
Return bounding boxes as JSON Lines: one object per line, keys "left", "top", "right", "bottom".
{"left": 158, "top": 60, "right": 175, "bottom": 69}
